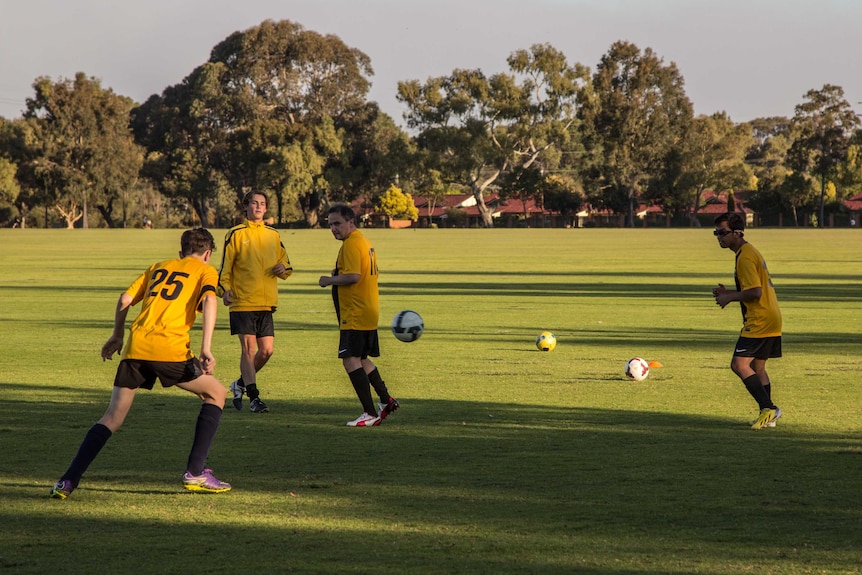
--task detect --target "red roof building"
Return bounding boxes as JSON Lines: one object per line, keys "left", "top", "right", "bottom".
{"left": 349, "top": 188, "right": 759, "bottom": 228}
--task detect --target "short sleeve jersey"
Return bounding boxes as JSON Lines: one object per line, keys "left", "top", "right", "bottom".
{"left": 122, "top": 256, "right": 218, "bottom": 361}
{"left": 735, "top": 243, "right": 782, "bottom": 338}
{"left": 334, "top": 229, "right": 379, "bottom": 330}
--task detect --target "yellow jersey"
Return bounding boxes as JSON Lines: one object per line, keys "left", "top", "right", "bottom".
{"left": 122, "top": 256, "right": 219, "bottom": 362}
{"left": 334, "top": 229, "right": 379, "bottom": 330}
{"left": 218, "top": 220, "right": 292, "bottom": 312}
{"left": 735, "top": 243, "right": 782, "bottom": 338}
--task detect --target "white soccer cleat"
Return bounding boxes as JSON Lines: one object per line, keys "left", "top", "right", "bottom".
{"left": 347, "top": 412, "right": 381, "bottom": 427}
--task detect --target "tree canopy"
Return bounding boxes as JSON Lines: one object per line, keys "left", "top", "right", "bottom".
{"left": 579, "top": 41, "right": 693, "bottom": 227}
{"left": 2, "top": 20, "right": 861, "bottom": 230}
{"left": 131, "top": 19, "right": 380, "bottom": 228}
{"left": 398, "top": 43, "right": 589, "bottom": 227}
{"left": 18, "top": 73, "right": 143, "bottom": 228}
{"left": 787, "top": 84, "right": 860, "bottom": 226}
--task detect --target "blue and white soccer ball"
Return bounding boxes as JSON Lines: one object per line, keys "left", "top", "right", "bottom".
{"left": 391, "top": 310, "right": 424, "bottom": 342}
{"left": 536, "top": 331, "right": 557, "bottom": 352}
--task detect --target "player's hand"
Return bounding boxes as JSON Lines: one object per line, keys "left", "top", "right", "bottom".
{"left": 714, "top": 289, "right": 733, "bottom": 308}
{"left": 222, "top": 290, "right": 234, "bottom": 306}
{"left": 101, "top": 335, "right": 123, "bottom": 361}
{"left": 199, "top": 351, "right": 216, "bottom": 375}
{"left": 272, "top": 263, "right": 286, "bottom": 276}
{"left": 713, "top": 284, "right": 731, "bottom": 308}
{"left": 318, "top": 275, "right": 330, "bottom": 288}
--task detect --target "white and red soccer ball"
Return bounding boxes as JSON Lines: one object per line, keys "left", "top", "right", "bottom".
{"left": 625, "top": 357, "right": 650, "bottom": 381}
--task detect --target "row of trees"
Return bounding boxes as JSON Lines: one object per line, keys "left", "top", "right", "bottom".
{"left": 1, "top": 19, "right": 860, "bottom": 229}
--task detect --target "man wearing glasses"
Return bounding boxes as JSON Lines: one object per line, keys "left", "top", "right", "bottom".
{"left": 711, "top": 212, "right": 782, "bottom": 429}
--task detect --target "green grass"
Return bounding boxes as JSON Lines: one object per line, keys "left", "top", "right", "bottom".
{"left": 0, "top": 228, "right": 860, "bottom": 575}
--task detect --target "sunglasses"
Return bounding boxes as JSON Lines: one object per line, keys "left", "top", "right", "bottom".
{"left": 713, "top": 229, "right": 734, "bottom": 237}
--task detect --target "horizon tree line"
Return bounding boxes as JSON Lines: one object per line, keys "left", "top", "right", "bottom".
{"left": 1, "top": 18, "right": 860, "bottom": 230}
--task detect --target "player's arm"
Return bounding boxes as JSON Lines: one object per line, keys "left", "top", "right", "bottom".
{"left": 724, "top": 256, "right": 764, "bottom": 305}
{"left": 320, "top": 242, "right": 362, "bottom": 287}
{"left": 734, "top": 286, "right": 762, "bottom": 302}
{"left": 101, "top": 292, "right": 133, "bottom": 360}
{"left": 714, "top": 256, "right": 763, "bottom": 308}
{"left": 318, "top": 273, "right": 360, "bottom": 287}
{"left": 217, "top": 235, "right": 235, "bottom": 304}
{"left": 273, "top": 240, "right": 293, "bottom": 279}
{"left": 272, "top": 262, "right": 291, "bottom": 278}
{"left": 714, "top": 285, "right": 762, "bottom": 308}
{"left": 198, "top": 293, "right": 218, "bottom": 375}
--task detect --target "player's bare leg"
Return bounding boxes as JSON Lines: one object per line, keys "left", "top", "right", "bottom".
{"left": 98, "top": 386, "right": 138, "bottom": 432}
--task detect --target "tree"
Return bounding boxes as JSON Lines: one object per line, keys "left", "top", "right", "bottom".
{"left": 23, "top": 73, "right": 143, "bottom": 228}
{"left": 497, "top": 164, "right": 546, "bottom": 223}
{"left": 745, "top": 119, "right": 794, "bottom": 224}
{"left": 579, "top": 41, "right": 693, "bottom": 227}
{"left": 780, "top": 170, "right": 819, "bottom": 226}
{"left": 0, "top": 120, "right": 22, "bottom": 220}
{"left": 749, "top": 116, "right": 791, "bottom": 145}
{"left": 787, "top": 84, "right": 860, "bottom": 226}
{"left": 541, "top": 174, "right": 583, "bottom": 226}
{"left": 1, "top": 117, "right": 48, "bottom": 227}
{"left": 0, "top": 157, "right": 20, "bottom": 204}
{"left": 133, "top": 19, "right": 381, "bottom": 227}
{"left": 398, "top": 43, "right": 589, "bottom": 227}
{"left": 836, "top": 144, "right": 862, "bottom": 199}
{"left": 375, "top": 184, "right": 418, "bottom": 221}
{"left": 324, "top": 103, "right": 414, "bottom": 214}
{"left": 670, "top": 112, "right": 754, "bottom": 226}
{"left": 132, "top": 63, "right": 238, "bottom": 228}
{"left": 415, "top": 168, "right": 449, "bottom": 223}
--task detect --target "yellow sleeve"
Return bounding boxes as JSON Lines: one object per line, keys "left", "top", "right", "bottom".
{"left": 277, "top": 239, "right": 293, "bottom": 279}
{"left": 736, "top": 248, "right": 762, "bottom": 292}
{"left": 124, "top": 267, "right": 151, "bottom": 306}
{"left": 218, "top": 230, "right": 237, "bottom": 295}
{"left": 340, "top": 235, "right": 363, "bottom": 275}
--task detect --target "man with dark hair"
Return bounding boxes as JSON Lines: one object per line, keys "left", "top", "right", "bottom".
{"left": 219, "top": 191, "right": 293, "bottom": 413}
{"left": 319, "top": 203, "right": 399, "bottom": 427}
{"left": 712, "top": 212, "right": 783, "bottom": 429}
{"left": 51, "top": 228, "right": 231, "bottom": 498}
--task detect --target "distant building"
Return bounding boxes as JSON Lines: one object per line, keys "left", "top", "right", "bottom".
{"left": 350, "top": 188, "right": 757, "bottom": 228}
{"left": 696, "top": 190, "right": 754, "bottom": 227}
{"left": 840, "top": 193, "right": 862, "bottom": 227}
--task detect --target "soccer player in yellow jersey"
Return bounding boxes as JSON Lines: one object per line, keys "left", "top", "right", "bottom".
{"left": 219, "top": 191, "right": 293, "bottom": 413}
{"left": 319, "top": 203, "right": 399, "bottom": 427}
{"left": 712, "top": 212, "right": 782, "bottom": 430}
{"left": 51, "top": 229, "right": 230, "bottom": 499}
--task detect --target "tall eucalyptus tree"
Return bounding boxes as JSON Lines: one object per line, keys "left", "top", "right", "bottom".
{"left": 579, "top": 41, "right": 693, "bottom": 227}
{"left": 787, "top": 84, "right": 860, "bottom": 226}
{"left": 398, "top": 43, "right": 589, "bottom": 227}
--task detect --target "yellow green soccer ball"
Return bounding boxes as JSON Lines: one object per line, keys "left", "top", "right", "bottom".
{"left": 535, "top": 331, "right": 557, "bottom": 352}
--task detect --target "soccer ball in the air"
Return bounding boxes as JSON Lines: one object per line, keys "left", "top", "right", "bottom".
{"left": 391, "top": 310, "right": 424, "bottom": 342}
{"left": 625, "top": 357, "right": 650, "bottom": 381}
{"left": 535, "top": 331, "right": 557, "bottom": 352}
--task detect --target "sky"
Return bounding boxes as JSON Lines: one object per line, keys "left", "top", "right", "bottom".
{"left": 2, "top": 0, "right": 861, "bottom": 126}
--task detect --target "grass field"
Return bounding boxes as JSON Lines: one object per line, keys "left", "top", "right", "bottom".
{"left": 0, "top": 227, "right": 860, "bottom": 575}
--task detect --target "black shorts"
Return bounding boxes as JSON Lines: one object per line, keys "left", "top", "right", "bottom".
{"left": 733, "top": 336, "right": 782, "bottom": 359}
{"left": 338, "top": 329, "right": 380, "bottom": 359}
{"left": 114, "top": 358, "right": 203, "bottom": 390}
{"left": 230, "top": 310, "right": 275, "bottom": 337}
